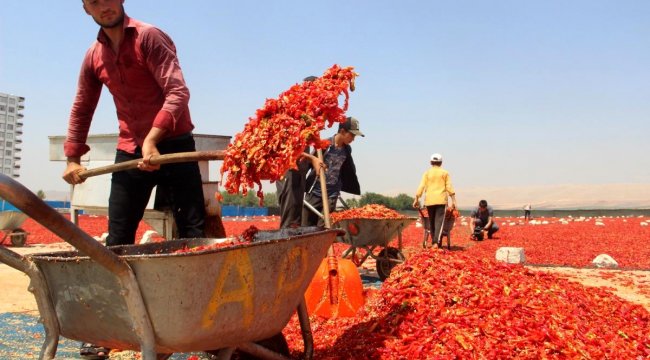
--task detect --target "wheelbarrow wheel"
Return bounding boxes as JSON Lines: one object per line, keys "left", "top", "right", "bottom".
{"left": 206, "top": 332, "right": 290, "bottom": 359}
{"left": 10, "top": 228, "right": 27, "bottom": 247}
{"left": 376, "top": 247, "right": 405, "bottom": 281}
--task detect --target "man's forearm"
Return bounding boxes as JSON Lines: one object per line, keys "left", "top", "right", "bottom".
{"left": 143, "top": 126, "right": 167, "bottom": 147}
{"left": 66, "top": 156, "right": 81, "bottom": 165}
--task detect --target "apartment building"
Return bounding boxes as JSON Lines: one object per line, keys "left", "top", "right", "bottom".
{"left": 0, "top": 92, "right": 24, "bottom": 178}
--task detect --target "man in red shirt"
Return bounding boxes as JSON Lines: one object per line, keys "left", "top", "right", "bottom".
{"left": 63, "top": 1, "right": 205, "bottom": 244}
{"left": 63, "top": 1, "right": 206, "bottom": 357}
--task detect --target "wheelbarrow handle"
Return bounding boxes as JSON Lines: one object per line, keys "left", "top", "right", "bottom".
{"left": 0, "top": 174, "right": 158, "bottom": 357}
{"left": 78, "top": 150, "right": 225, "bottom": 179}
{"left": 0, "top": 174, "right": 128, "bottom": 274}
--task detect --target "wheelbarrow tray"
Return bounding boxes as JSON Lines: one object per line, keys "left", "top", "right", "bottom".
{"left": 420, "top": 213, "right": 456, "bottom": 235}
{"left": 333, "top": 217, "right": 417, "bottom": 248}
{"left": 29, "top": 226, "right": 336, "bottom": 354}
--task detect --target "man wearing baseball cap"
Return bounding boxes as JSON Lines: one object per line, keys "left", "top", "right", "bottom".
{"left": 413, "top": 153, "right": 457, "bottom": 248}
{"left": 303, "top": 116, "right": 364, "bottom": 226}
{"left": 339, "top": 116, "right": 364, "bottom": 137}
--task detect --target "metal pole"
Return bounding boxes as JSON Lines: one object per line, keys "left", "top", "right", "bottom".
{"left": 297, "top": 298, "right": 314, "bottom": 360}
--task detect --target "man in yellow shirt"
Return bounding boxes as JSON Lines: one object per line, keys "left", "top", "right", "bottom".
{"left": 413, "top": 153, "right": 457, "bottom": 248}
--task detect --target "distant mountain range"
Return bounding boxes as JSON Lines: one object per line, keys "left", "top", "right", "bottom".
{"left": 43, "top": 183, "right": 650, "bottom": 210}
{"left": 456, "top": 183, "right": 650, "bottom": 210}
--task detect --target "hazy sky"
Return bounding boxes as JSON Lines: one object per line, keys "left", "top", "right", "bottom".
{"left": 1, "top": 1, "right": 649, "bottom": 197}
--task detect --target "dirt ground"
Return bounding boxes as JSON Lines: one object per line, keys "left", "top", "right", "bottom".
{"left": 529, "top": 266, "right": 650, "bottom": 310}
{"left": 2, "top": 242, "right": 649, "bottom": 315}
{"left": 0, "top": 243, "right": 74, "bottom": 314}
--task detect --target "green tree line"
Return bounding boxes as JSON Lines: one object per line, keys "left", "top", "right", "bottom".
{"left": 218, "top": 191, "right": 278, "bottom": 207}
{"left": 218, "top": 191, "right": 415, "bottom": 211}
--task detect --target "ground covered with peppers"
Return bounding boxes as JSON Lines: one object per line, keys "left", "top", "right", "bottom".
{"left": 6, "top": 213, "right": 650, "bottom": 359}
{"left": 284, "top": 251, "right": 650, "bottom": 359}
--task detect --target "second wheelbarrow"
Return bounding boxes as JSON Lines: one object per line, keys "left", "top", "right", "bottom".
{"left": 0, "top": 174, "right": 341, "bottom": 360}
{"left": 418, "top": 207, "right": 458, "bottom": 249}
{"left": 0, "top": 210, "right": 29, "bottom": 246}
{"left": 333, "top": 217, "right": 416, "bottom": 281}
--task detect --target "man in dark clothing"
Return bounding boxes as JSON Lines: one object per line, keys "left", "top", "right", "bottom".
{"left": 302, "top": 117, "right": 363, "bottom": 227}
{"left": 275, "top": 76, "right": 324, "bottom": 228}
{"left": 276, "top": 150, "right": 323, "bottom": 228}
{"left": 469, "top": 200, "right": 500, "bottom": 240}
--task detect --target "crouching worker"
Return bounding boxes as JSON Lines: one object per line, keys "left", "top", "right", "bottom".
{"left": 469, "top": 199, "right": 499, "bottom": 240}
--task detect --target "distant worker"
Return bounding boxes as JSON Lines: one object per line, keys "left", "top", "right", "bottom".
{"left": 412, "top": 153, "right": 457, "bottom": 248}
{"left": 469, "top": 200, "right": 499, "bottom": 240}
{"left": 303, "top": 117, "right": 363, "bottom": 227}
{"left": 523, "top": 203, "right": 532, "bottom": 221}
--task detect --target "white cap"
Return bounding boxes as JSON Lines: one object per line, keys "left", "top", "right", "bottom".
{"left": 430, "top": 153, "right": 443, "bottom": 162}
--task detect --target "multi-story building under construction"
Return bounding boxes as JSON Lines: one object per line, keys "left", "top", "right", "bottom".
{"left": 0, "top": 92, "right": 24, "bottom": 178}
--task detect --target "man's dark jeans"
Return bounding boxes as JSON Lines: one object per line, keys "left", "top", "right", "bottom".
{"left": 106, "top": 134, "right": 206, "bottom": 246}
{"left": 302, "top": 192, "right": 338, "bottom": 227}
{"left": 426, "top": 204, "right": 446, "bottom": 247}
{"left": 276, "top": 168, "right": 307, "bottom": 228}
{"left": 472, "top": 219, "right": 500, "bottom": 240}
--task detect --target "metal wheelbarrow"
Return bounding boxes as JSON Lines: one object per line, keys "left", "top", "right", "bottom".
{"left": 418, "top": 207, "right": 457, "bottom": 250}
{"left": 0, "top": 174, "right": 341, "bottom": 360}
{"left": 0, "top": 210, "right": 29, "bottom": 246}
{"left": 333, "top": 217, "right": 416, "bottom": 281}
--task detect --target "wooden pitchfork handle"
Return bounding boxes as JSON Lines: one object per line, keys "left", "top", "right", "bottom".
{"left": 78, "top": 150, "right": 225, "bottom": 179}
{"left": 317, "top": 149, "right": 332, "bottom": 230}
{"left": 317, "top": 149, "right": 340, "bottom": 306}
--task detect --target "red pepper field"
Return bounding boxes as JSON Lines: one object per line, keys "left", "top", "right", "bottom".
{"left": 14, "top": 214, "right": 650, "bottom": 359}
{"left": 17, "top": 214, "right": 650, "bottom": 270}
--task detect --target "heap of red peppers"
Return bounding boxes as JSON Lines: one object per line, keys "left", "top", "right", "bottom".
{"left": 220, "top": 65, "right": 358, "bottom": 203}
{"left": 331, "top": 204, "right": 408, "bottom": 222}
{"left": 284, "top": 250, "right": 650, "bottom": 359}
{"left": 172, "top": 225, "right": 259, "bottom": 254}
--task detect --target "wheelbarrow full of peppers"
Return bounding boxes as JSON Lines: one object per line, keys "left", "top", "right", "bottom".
{"left": 331, "top": 204, "right": 416, "bottom": 281}
{"left": 0, "top": 174, "right": 342, "bottom": 360}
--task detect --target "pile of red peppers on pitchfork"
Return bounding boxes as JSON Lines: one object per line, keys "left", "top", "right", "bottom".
{"left": 220, "top": 65, "right": 358, "bottom": 204}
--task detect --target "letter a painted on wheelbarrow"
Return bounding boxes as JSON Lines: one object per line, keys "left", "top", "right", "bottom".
{"left": 201, "top": 250, "right": 254, "bottom": 329}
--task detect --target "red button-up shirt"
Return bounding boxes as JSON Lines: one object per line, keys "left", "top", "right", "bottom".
{"left": 64, "top": 15, "right": 194, "bottom": 158}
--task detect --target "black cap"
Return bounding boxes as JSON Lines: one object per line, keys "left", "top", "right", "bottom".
{"left": 338, "top": 117, "right": 365, "bottom": 137}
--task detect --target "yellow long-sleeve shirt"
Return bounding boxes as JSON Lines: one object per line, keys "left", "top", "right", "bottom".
{"left": 415, "top": 166, "right": 455, "bottom": 206}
